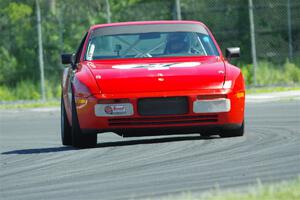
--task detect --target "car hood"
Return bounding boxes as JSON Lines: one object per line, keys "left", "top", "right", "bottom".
{"left": 85, "top": 57, "right": 225, "bottom": 94}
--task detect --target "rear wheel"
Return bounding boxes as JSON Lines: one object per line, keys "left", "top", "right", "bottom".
{"left": 71, "top": 92, "right": 97, "bottom": 148}
{"left": 219, "top": 121, "right": 244, "bottom": 138}
{"left": 61, "top": 95, "right": 72, "bottom": 145}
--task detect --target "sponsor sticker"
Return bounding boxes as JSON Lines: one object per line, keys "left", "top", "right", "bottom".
{"left": 95, "top": 103, "right": 134, "bottom": 116}
{"left": 104, "top": 105, "right": 127, "bottom": 115}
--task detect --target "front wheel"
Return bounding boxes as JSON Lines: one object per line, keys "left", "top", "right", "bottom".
{"left": 71, "top": 92, "right": 97, "bottom": 148}
{"left": 219, "top": 121, "right": 244, "bottom": 138}
{"left": 61, "top": 95, "right": 72, "bottom": 145}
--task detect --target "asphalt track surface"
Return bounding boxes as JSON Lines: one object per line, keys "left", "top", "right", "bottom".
{"left": 0, "top": 100, "right": 300, "bottom": 200}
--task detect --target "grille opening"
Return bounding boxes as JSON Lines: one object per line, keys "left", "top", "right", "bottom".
{"left": 138, "top": 97, "right": 188, "bottom": 116}
{"left": 108, "top": 114, "right": 218, "bottom": 127}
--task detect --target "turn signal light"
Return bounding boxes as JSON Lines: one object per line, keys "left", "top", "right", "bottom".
{"left": 236, "top": 91, "right": 245, "bottom": 98}
{"left": 75, "top": 98, "right": 88, "bottom": 108}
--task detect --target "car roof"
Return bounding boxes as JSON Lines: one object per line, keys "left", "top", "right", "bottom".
{"left": 90, "top": 20, "right": 207, "bottom": 31}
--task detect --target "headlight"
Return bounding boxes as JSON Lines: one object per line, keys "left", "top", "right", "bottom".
{"left": 223, "top": 80, "right": 232, "bottom": 89}
{"left": 72, "top": 77, "right": 91, "bottom": 98}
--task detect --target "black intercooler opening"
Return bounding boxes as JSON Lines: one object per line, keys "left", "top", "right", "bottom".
{"left": 137, "top": 96, "right": 189, "bottom": 116}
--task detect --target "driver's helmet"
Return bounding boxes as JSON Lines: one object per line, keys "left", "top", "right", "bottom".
{"left": 165, "top": 32, "right": 190, "bottom": 54}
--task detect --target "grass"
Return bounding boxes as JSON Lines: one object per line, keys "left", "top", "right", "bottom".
{"left": 0, "top": 80, "right": 61, "bottom": 109}
{"left": 155, "top": 177, "right": 300, "bottom": 200}
{"left": 0, "top": 80, "right": 61, "bottom": 101}
{"left": 0, "top": 100, "right": 59, "bottom": 109}
{"left": 241, "top": 60, "right": 300, "bottom": 86}
{"left": 246, "top": 86, "right": 300, "bottom": 94}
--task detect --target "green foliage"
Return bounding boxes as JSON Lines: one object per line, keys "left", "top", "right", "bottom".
{"left": 0, "top": 47, "right": 18, "bottom": 85}
{"left": 0, "top": 86, "right": 14, "bottom": 101}
{"left": 240, "top": 64, "right": 253, "bottom": 85}
{"left": 111, "top": 0, "right": 172, "bottom": 22}
{"left": 13, "top": 80, "right": 41, "bottom": 100}
{"left": 0, "top": 80, "right": 41, "bottom": 101}
{"left": 239, "top": 60, "right": 300, "bottom": 86}
{"left": 45, "top": 80, "right": 61, "bottom": 99}
{"left": 3, "top": 2, "right": 32, "bottom": 21}
{"left": 283, "top": 60, "right": 300, "bottom": 84}
{"left": 0, "top": 1, "right": 38, "bottom": 84}
{"left": 256, "top": 61, "right": 284, "bottom": 85}
{"left": 151, "top": 177, "right": 300, "bottom": 200}
{"left": 256, "top": 61, "right": 300, "bottom": 85}
{"left": 202, "top": 179, "right": 300, "bottom": 200}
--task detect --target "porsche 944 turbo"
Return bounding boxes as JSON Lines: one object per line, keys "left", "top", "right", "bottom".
{"left": 61, "top": 20, "right": 245, "bottom": 148}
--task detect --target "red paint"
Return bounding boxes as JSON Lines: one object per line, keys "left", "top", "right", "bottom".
{"left": 62, "top": 21, "right": 245, "bottom": 134}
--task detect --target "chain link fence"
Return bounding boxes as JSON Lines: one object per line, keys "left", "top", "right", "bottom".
{"left": 111, "top": 0, "right": 300, "bottom": 64}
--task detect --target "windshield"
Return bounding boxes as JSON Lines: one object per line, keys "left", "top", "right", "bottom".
{"left": 85, "top": 24, "right": 219, "bottom": 60}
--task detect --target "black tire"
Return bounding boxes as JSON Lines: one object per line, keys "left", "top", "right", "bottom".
{"left": 200, "top": 132, "right": 211, "bottom": 137}
{"left": 61, "top": 95, "right": 72, "bottom": 145}
{"left": 219, "top": 121, "right": 244, "bottom": 138}
{"left": 71, "top": 92, "right": 97, "bottom": 148}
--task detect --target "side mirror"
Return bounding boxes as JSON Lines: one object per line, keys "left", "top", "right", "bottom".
{"left": 225, "top": 47, "right": 240, "bottom": 62}
{"left": 61, "top": 53, "right": 75, "bottom": 65}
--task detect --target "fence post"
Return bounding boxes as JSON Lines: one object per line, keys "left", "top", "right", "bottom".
{"left": 58, "top": 4, "right": 65, "bottom": 69}
{"left": 105, "top": 0, "right": 111, "bottom": 23}
{"left": 175, "top": 0, "right": 182, "bottom": 20}
{"left": 36, "top": 0, "right": 46, "bottom": 101}
{"left": 287, "top": 0, "right": 293, "bottom": 60}
{"left": 248, "top": 0, "right": 258, "bottom": 86}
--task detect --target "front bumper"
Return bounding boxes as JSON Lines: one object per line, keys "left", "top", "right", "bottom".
{"left": 75, "top": 89, "right": 245, "bottom": 134}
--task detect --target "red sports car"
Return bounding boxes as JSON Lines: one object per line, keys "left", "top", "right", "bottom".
{"left": 61, "top": 20, "right": 245, "bottom": 148}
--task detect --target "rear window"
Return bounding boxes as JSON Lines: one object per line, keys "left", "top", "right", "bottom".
{"left": 85, "top": 24, "right": 219, "bottom": 60}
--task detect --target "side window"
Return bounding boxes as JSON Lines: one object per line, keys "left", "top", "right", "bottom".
{"left": 198, "top": 33, "right": 219, "bottom": 56}
{"left": 75, "top": 32, "right": 88, "bottom": 63}
{"left": 190, "top": 33, "right": 207, "bottom": 56}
